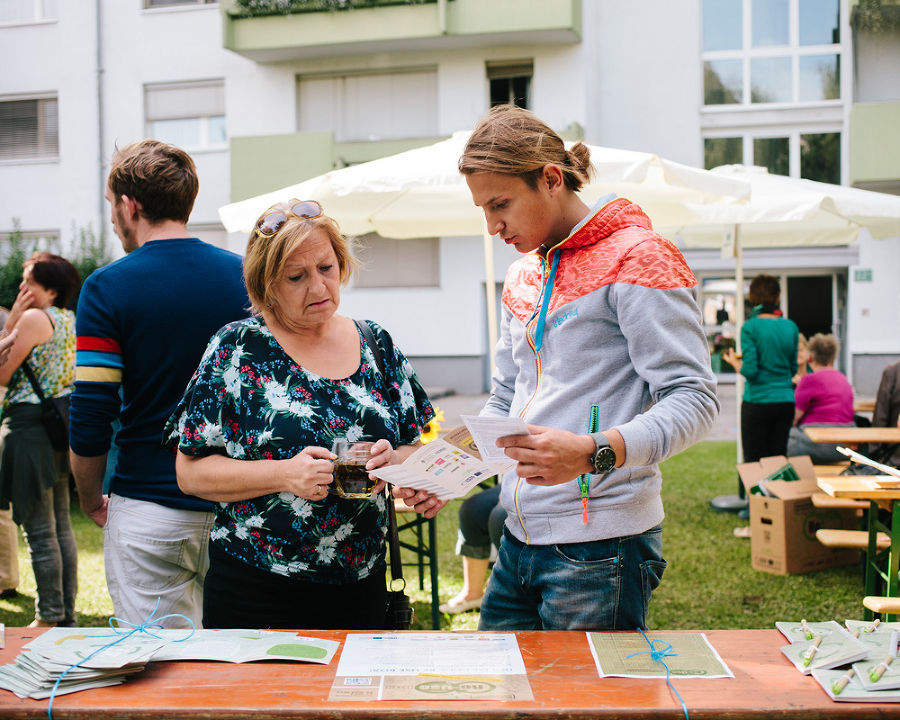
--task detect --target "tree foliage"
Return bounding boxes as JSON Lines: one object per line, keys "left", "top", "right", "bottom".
{"left": 0, "top": 220, "right": 112, "bottom": 312}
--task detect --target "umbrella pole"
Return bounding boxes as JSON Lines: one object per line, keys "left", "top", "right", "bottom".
{"left": 734, "top": 223, "right": 744, "bottom": 465}
{"left": 710, "top": 224, "right": 749, "bottom": 514}
{"left": 483, "top": 223, "right": 498, "bottom": 378}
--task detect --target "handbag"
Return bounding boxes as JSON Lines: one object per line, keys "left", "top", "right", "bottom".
{"left": 21, "top": 360, "right": 70, "bottom": 452}
{"left": 384, "top": 490, "right": 414, "bottom": 630}
{"left": 355, "top": 320, "right": 413, "bottom": 630}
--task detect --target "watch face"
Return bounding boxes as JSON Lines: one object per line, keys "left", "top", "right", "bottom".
{"left": 592, "top": 446, "right": 616, "bottom": 474}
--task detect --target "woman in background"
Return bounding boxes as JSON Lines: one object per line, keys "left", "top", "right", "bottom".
{"left": 723, "top": 274, "right": 798, "bottom": 462}
{"left": 0, "top": 252, "right": 79, "bottom": 627}
{"left": 787, "top": 333, "right": 854, "bottom": 463}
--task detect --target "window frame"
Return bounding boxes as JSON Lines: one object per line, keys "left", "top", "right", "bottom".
{"left": 700, "top": 0, "right": 850, "bottom": 184}
{"left": 0, "top": 94, "right": 60, "bottom": 164}
{"left": 0, "top": 0, "right": 57, "bottom": 25}
{"left": 351, "top": 234, "right": 440, "bottom": 289}
{"left": 144, "top": 79, "right": 227, "bottom": 153}
{"left": 703, "top": 126, "right": 842, "bottom": 181}
{"left": 701, "top": 0, "right": 843, "bottom": 108}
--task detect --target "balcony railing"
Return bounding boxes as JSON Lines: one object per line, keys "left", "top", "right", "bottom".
{"left": 221, "top": 0, "right": 581, "bottom": 62}
{"left": 231, "top": 0, "right": 436, "bottom": 19}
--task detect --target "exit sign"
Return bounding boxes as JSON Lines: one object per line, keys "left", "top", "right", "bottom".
{"left": 854, "top": 269, "right": 873, "bottom": 282}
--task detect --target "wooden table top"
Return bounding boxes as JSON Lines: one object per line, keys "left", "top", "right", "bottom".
{"left": 803, "top": 426, "right": 900, "bottom": 444}
{"left": 0, "top": 628, "right": 894, "bottom": 719}
{"left": 818, "top": 476, "right": 900, "bottom": 501}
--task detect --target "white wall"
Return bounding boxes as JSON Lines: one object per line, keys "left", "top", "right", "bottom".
{"left": 0, "top": 5, "right": 99, "bottom": 247}
{"left": 583, "top": 0, "right": 702, "bottom": 164}
{"left": 847, "top": 233, "right": 900, "bottom": 354}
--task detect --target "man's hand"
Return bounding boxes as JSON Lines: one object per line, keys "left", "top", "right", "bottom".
{"left": 82, "top": 493, "right": 110, "bottom": 527}
{"left": 496, "top": 425, "right": 595, "bottom": 486}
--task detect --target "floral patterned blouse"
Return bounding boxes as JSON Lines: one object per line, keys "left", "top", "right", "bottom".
{"left": 1, "top": 306, "right": 76, "bottom": 413}
{"left": 163, "top": 316, "right": 434, "bottom": 585}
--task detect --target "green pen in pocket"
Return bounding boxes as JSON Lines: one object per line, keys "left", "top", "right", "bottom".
{"left": 577, "top": 405, "right": 600, "bottom": 524}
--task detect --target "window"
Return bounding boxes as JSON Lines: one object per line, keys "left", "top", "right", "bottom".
{"left": 702, "top": 0, "right": 841, "bottom": 106}
{"left": 487, "top": 61, "right": 532, "bottom": 109}
{"left": 353, "top": 235, "right": 439, "bottom": 288}
{"left": 144, "top": 0, "right": 215, "bottom": 7}
{"left": 0, "top": 0, "right": 57, "bottom": 23}
{"left": 0, "top": 96, "right": 58, "bottom": 161}
{"left": 297, "top": 68, "right": 437, "bottom": 143}
{"left": 145, "top": 80, "right": 226, "bottom": 151}
{"left": 701, "top": 0, "right": 844, "bottom": 182}
{"left": 704, "top": 131, "right": 840, "bottom": 181}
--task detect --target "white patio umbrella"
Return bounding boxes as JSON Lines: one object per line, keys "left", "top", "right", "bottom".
{"left": 219, "top": 131, "right": 750, "bottom": 360}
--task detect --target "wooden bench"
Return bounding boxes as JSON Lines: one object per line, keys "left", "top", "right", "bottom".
{"left": 863, "top": 595, "right": 900, "bottom": 615}
{"left": 810, "top": 492, "right": 868, "bottom": 511}
{"left": 815, "top": 528, "right": 891, "bottom": 551}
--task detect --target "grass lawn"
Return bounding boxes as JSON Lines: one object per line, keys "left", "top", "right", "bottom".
{"left": 0, "top": 440, "right": 867, "bottom": 630}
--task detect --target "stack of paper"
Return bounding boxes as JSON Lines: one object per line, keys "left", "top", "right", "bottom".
{"left": 0, "top": 627, "right": 340, "bottom": 700}
{"left": 0, "top": 627, "right": 165, "bottom": 699}
{"left": 777, "top": 618, "right": 900, "bottom": 702}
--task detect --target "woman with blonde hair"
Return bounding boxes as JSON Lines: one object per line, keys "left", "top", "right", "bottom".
{"left": 165, "top": 200, "right": 441, "bottom": 629}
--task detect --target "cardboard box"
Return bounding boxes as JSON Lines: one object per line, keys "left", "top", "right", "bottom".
{"left": 737, "top": 455, "right": 859, "bottom": 575}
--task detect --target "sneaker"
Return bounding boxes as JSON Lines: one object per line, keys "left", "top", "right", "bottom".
{"left": 438, "top": 593, "right": 483, "bottom": 614}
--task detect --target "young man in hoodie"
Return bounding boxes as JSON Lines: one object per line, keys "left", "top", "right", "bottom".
{"left": 457, "top": 105, "right": 719, "bottom": 631}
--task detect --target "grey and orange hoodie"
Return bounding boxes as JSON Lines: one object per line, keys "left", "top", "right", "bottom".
{"left": 482, "top": 196, "right": 719, "bottom": 545}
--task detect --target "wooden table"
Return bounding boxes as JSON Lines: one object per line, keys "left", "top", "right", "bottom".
{"left": 818, "top": 476, "right": 900, "bottom": 620}
{"left": 0, "top": 628, "right": 893, "bottom": 719}
{"left": 803, "top": 426, "right": 900, "bottom": 446}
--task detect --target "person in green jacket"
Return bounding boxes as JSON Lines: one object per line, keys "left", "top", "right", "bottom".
{"left": 723, "top": 274, "right": 798, "bottom": 462}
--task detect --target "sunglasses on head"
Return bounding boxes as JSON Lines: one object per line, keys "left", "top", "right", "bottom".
{"left": 254, "top": 199, "right": 324, "bottom": 238}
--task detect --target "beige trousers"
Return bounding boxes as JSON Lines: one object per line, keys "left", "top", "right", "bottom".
{"left": 0, "top": 507, "right": 19, "bottom": 591}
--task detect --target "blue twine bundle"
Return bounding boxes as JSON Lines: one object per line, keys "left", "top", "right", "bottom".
{"left": 625, "top": 627, "right": 689, "bottom": 720}
{"left": 46, "top": 598, "right": 194, "bottom": 720}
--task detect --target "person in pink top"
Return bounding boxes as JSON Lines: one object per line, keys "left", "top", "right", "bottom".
{"left": 787, "top": 333, "right": 855, "bottom": 463}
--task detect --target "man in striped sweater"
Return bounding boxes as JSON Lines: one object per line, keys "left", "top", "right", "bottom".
{"left": 69, "top": 140, "right": 248, "bottom": 627}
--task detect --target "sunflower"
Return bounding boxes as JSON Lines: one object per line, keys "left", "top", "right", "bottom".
{"left": 420, "top": 406, "right": 445, "bottom": 444}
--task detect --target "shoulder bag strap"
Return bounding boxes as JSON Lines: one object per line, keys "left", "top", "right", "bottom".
{"left": 20, "top": 359, "right": 47, "bottom": 402}
{"left": 355, "top": 319, "right": 404, "bottom": 584}
{"left": 385, "top": 485, "right": 404, "bottom": 584}
{"left": 19, "top": 310, "right": 57, "bottom": 401}
{"left": 355, "top": 319, "right": 384, "bottom": 377}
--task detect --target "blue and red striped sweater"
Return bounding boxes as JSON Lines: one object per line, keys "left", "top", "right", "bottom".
{"left": 70, "top": 238, "right": 249, "bottom": 511}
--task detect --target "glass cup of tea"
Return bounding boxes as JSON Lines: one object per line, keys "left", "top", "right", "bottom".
{"left": 330, "top": 439, "right": 377, "bottom": 499}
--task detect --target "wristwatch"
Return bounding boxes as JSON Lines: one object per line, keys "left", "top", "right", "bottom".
{"left": 589, "top": 432, "right": 617, "bottom": 475}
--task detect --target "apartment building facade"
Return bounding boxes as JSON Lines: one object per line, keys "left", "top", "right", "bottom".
{"left": 1, "top": 0, "right": 897, "bottom": 393}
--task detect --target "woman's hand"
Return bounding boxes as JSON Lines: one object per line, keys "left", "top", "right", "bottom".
{"left": 4, "top": 286, "right": 35, "bottom": 333}
{"left": 722, "top": 347, "right": 742, "bottom": 372}
{"left": 282, "top": 446, "right": 336, "bottom": 501}
{"left": 365, "top": 438, "right": 398, "bottom": 495}
{"left": 392, "top": 486, "right": 447, "bottom": 519}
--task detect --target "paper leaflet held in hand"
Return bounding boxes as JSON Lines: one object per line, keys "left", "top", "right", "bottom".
{"left": 368, "top": 416, "right": 527, "bottom": 500}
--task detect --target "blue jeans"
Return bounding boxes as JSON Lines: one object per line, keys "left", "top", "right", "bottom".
{"left": 456, "top": 484, "right": 506, "bottom": 560}
{"left": 478, "top": 526, "right": 666, "bottom": 631}
{"left": 21, "top": 478, "right": 78, "bottom": 624}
